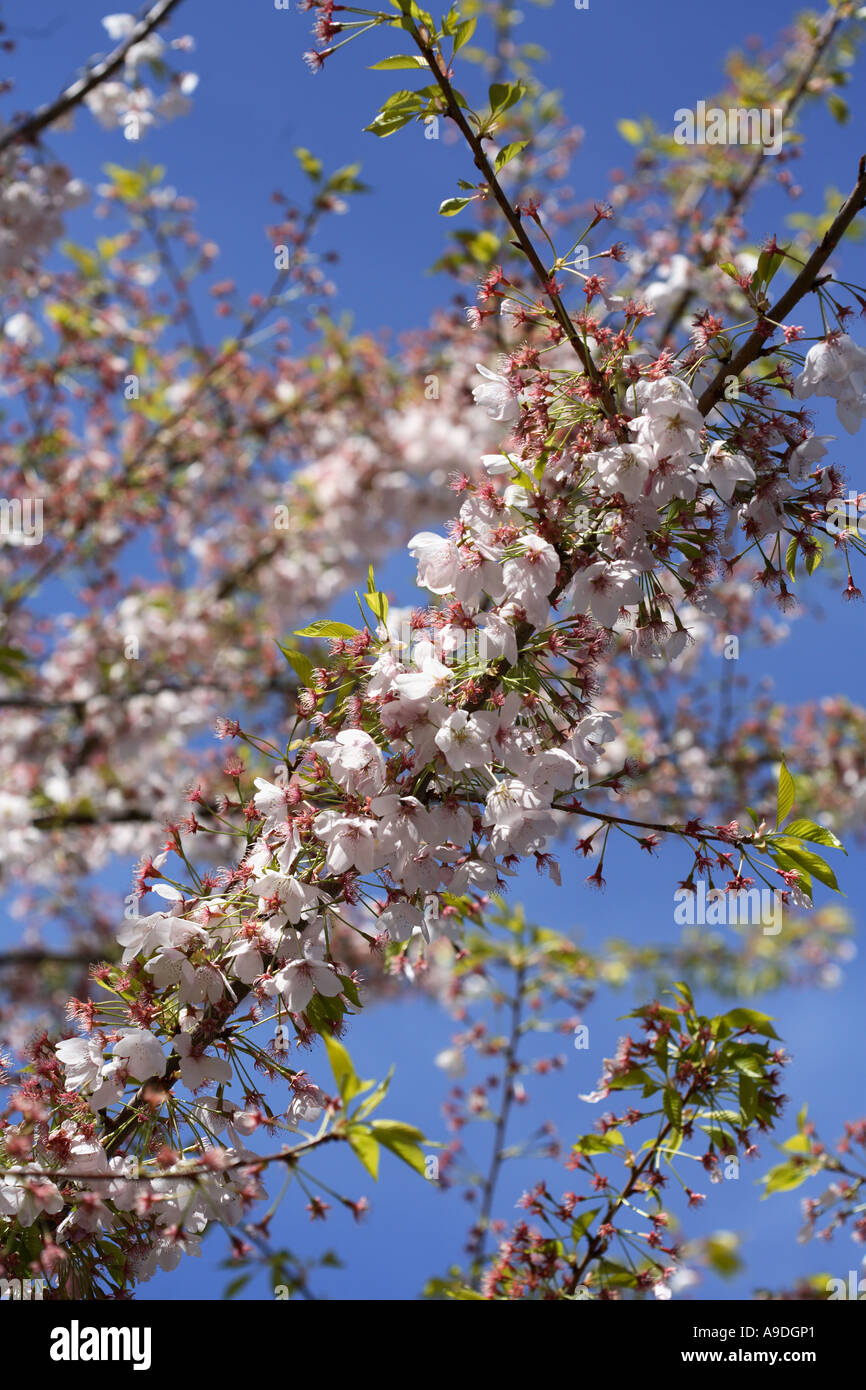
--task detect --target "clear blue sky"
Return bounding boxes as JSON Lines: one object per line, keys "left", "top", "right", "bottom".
{"left": 5, "top": 0, "right": 866, "bottom": 1300}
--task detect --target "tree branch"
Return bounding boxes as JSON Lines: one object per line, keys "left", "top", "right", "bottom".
{"left": 0, "top": 0, "right": 186, "bottom": 157}
{"left": 697, "top": 154, "right": 866, "bottom": 417}
{"left": 657, "top": 3, "right": 850, "bottom": 343}
{"left": 405, "top": 14, "right": 622, "bottom": 425}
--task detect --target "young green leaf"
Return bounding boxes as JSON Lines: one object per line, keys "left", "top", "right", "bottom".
{"left": 663, "top": 1087, "right": 683, "bottom": 1131}
{"left": 352, "top": 1069, "right": 393, "bottom": 1122}
{"left": 452, "top": 17, "right": 476, "bottom": 52}
{"left": 805, "top": 541, "right": 824, "bottom": 575}
{"left": 439, "top": 195, "right": 475, "bottom": 217}
{"left": 731, "top": 1050, "right": 767, "bottom": 1080}
{"left": 785, "top": 536, "right": 798, "bottom": 582}
{"left": 364, "top": 590, "right": 389, "bottom": 623}
{"left": 348, "top": 1126, "right": 380, "bottom": 1179}
{"left": 770, "top": 844, "right": 813, "bottom": 899}
{"left": 294, "top": 147, "right": 322, "bottom": 181}
{"left": 783, "top": 819, "right": 845, "bottom": 852}
{"left": 755, "top": 245, "right": 786, "bottom": 293}
{"left": 369, "top": 54, "right": 427, "bottom": 69}
{"left": 488, "top": 80, "right": 524, "bottom": 116}
{"left": 494, "top": 140, "right": 529, "bottom": 172}
{"left": 738, "top": 1074, "right": 759, "bottom": 1124}
{"left": 616, "top": 118, "right": 643, "bottom": 145}
{"left": 370, "top": 1119, "right": 427, "bottom": 1176}
{"left": 721, "top": 1008, "right": 780, "bottom": 1040}
{"left": 277, "top": 643, "right": 314, "bottom": 687}
{"left": 761, "top": 1159, "right": 814, "bottom": 1196}
{"left": 323, "top": 1034, "right": 361, "bottom": 1102}
{"left": 772, "top": 839, "right": 841, "bottom": 892}
{"left": 570, "top": 1207, "right": 600, "bottom": 1241}
{"left": 294, "top": 619, "right": 359, "bottom": 639}
{"left": 776, "top": 760, "right": 795, "bottom": 828}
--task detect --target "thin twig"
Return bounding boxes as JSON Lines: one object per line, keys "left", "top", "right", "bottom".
{"left": 403, "top": 14, "right": 621, "bottom": 424}
{"left": 697, "top": 155, "right": 866, "bottom": 416}
{"left": 657, "top": 3, "right": 849, "bottom": 342}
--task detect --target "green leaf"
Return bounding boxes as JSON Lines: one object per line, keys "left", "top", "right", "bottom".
{"left": 381, "top": 87, "right": 424, "bottom": 110}
{"left": 452, "top": 17, "right": 476, "bottom": 52}
{"left": 782, "top": 1133, "right": 811, "bottom": 1154}
{"left": 404, "top": 2, "right": 435, "bottom": 30}
{"left": 616, "top": 118, "right": 643, "bottom": 145}
{"left": 365, "top": 112, "right": 415, "bottom": 137}
{"left": 805, "top": 540, "right": 824, "bottom": 575}
{"left": 718, "top": 260, "right": 740, "bottom": 280}
{"left": 704, "top": 1233, "right": 743, "bottom": 1278}
{"left": 784, "top": 819, "right": 845, "bottom": 853}
{"left": 739, "top": 1073, "right": 759, "bottom": 1124}
{"left": 785, "top": 536, "right": 798, "bottom": 582}
{"left": 305, "top": 991, "right": 346, "bottom": 1030}
{"left": 371, "top": 1119, "right": 427, "bottom": 1176}
{"left": 494, "top": 140, "right": 528, "bottom": 172}
{"left": 364, "top": 91, "right": 425, "bottom": 137}
{"left": 364, "top": 589, "right": 389, "bottom": 623}
{"left": 325, "top": 163, "right": 368, "bottom": 195}
{"left": 572, "top": 1133, "right": 622, "bottom": 1155}
{"left": 370, "top": 1118, "right": 424, "bottom": 1143}
{"left": 722, "top": 1008, "right": 780, "bottom": 1040}
{"left": 771, "top": 845, "right": 813, "bottom": 899}
{"left": 762, "top": 1159, "right": 812, "bottom": 1196}
{"left": 323, "top": 1034, "right": 361, "bottom": 1102}
{"left": 370, "top": 54, "right": 427, "bottom": 69}
{"left": 0, "top": 645, "right": 28, "bottom": 679}
{"left": 488, "top": 81, "right": 524, "bottom": 116}
{"left": 294, "top": 619, "right": 359, "bottom": 639}
{"left": 731, "top": 1051, "right": 766, "bottom": 1080}
{"left": 348, "top": 1126, "right": 380, "bottom": 1179}
{"left": 596, "top": 1259, "right": 638, "bottom": 1287}
{"left": 277, "top": 643, "right": 314, "bottom": 687}
{"left": 701, "top": 1125, "right": 736, "bottom": 1152}
{"left": 570, "top": 1207, "right": 600, "bottom": 1241}
{"left": 338, "top": 973, "right": 362, "bottom": 1009}
{"left": 828, "top": 93, "right": 849, "bottom": 124}
{"left": 102, "top": 163, "right": 146, "bottom": 201}
{"left": 671, "top": 980, "right": 694, "bottom": 1007}
{"left": 755, "top": 246, "right": 786, "bottom": 293}
{"left": 439, "top": 195, "right": 475, "bottom": 216}
{"left": 606, "top": 1066, "right": 654, "bottom": 1091}
{"left": 663, "top": 1087, "right": 683, "bottom": 1131}
{"left": 63, "top": 241, "right": 98, "bottom": 276}
{"left": 294, "top": 146, "right": 323, "bottom": 180}
{"left": 772, "top": 839, "right": 840, "bottom": 892}
{"left": 353, "top": 1069, "right": 392, "bottom": 1121}
{"left": 776, "top": 760, "right": 795, "bottom": 828}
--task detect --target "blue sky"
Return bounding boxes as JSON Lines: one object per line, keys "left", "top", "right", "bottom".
{"left": 4, "top": 0, "right": 866, "bottom": 1300}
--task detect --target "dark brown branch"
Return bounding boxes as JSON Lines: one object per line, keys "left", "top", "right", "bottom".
{"left": 698, "top": 155, "right": 866, "bottom": 417}
{"left": 657, "top": 4, "right": 849, "bottom": 343}
{"left": 404, "top": 14, "right": 621, "bottom": 426}
{"left": 0, "top": 950, "right": 100, "bottom": 969}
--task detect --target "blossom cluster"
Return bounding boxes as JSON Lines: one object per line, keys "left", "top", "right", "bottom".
{"left": 1, "top": 315, "right": 859, "bottom": 1283}
{"left": 2, "top": 0, "right": 866, "bottom": 1303}
{"left": 84, "top": 12, "right": 198, "bottom": 137}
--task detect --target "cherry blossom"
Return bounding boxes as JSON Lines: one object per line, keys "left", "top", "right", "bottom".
{"left": 472, "top": 362, "right": 520, "bottom": 421}
{"left": 793, "top": 334, "right": 866, "bottom": 434}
